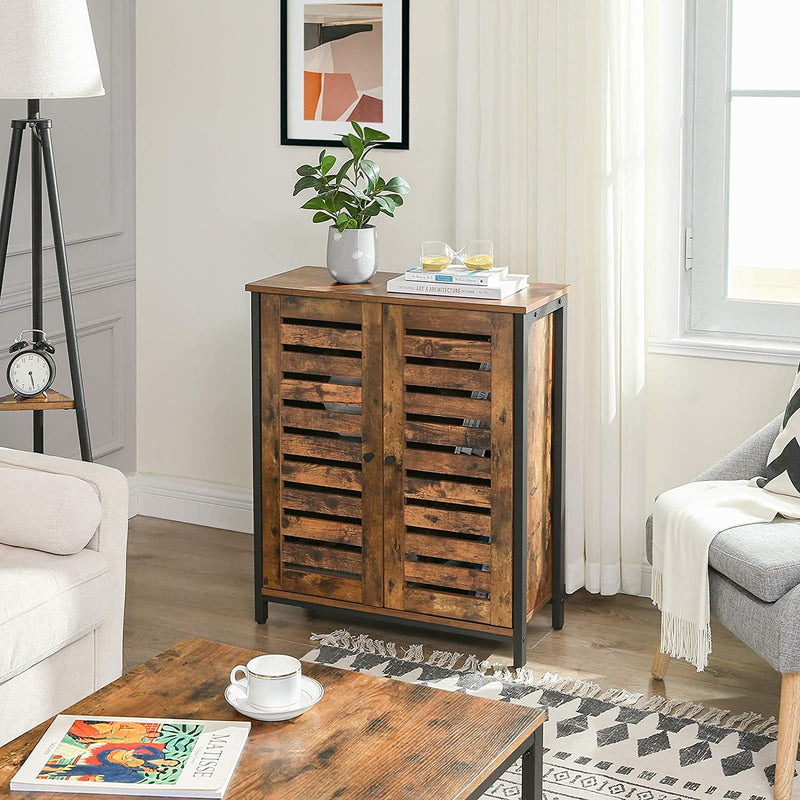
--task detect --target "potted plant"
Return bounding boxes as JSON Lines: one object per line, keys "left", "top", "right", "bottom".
{"left": 293, "top": 122, "right": 411, "bottom": 284}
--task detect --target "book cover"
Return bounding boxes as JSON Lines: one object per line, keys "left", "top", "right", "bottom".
{"left": 11, "top": 716, "right": 251, "bottom": 798}
{"left": 404, "top": 265, "right": 509, "bottom": 286}
{"left": 387, "top": 274, "right": 528, "bottom": 300}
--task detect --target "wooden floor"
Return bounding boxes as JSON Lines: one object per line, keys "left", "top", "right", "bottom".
{"left": 124, "top": 516, "right": 783, "bottom": 718}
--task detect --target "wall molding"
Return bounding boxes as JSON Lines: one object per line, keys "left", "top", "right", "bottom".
{"left": 128, "top": 473, "right": 253, "bottom": 534}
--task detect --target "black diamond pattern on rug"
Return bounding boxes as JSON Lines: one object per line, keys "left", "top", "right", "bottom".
{"left": 556, "top": 714, "right": 589, "bottom": 738}
{"left": 721, "top": 749, "right": 755, "bottom": 777}
{"left": 737, "top": 732, "right": 771, "bottom": 753}
{"left": 657, "top": 713, "right": 695, "bottom": 733}
{"left": 577, "top": 697, "right": 615, "bottom": 717}
{"left": 697, "top": 723, "right": 732, "bottom": 744}
{"left": 679, "top": 741, "right": 713, "bottom": 767}
{"left": 597, "top": 723, "right": 630, "bottom": 747}
{"left": 638, "top": 730, "right": 672, "bottom": 757}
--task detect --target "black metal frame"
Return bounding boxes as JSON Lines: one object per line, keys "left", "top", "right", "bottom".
{"left": 465, "top": 724, "right": 544, "bottom": 800}
{"left": 250, "top": 293, "right": 567, "bottom": 670}
{"left": 0, "top": 100, "right": 92, "bottom": 461}
{"left": 279, "top": 0, "right": 410, "bottom": 149}
{"left": 512, "top": 297, "right": 567, "bottom": 666}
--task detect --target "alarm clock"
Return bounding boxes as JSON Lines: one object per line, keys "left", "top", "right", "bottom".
{"left": 6, "top": 330, "right": 56, "bottom": 399}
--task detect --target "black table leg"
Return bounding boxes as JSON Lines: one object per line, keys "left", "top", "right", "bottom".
{"left": 521, "top": 725, "right": 544, "bottom": 800}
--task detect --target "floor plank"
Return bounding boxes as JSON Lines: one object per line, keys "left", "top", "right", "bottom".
{"left": 124, "top": 516, "right": 781, "bottom": 718}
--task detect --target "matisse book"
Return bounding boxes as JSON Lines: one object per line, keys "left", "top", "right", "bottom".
{"left": 11, "top": 716, "right": 250, "bottom": 798}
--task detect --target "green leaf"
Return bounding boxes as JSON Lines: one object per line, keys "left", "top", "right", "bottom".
{"left": 360, "top": 159, "right": 380, "bottom": 188}
{"left": 364, "top": 127, "right": 391, "bottom": 143}
{"left": 375, "top": 177, "right": 386, "bottom": 193}
{"left": 335, "top": 158, "right": 354, "bottom": 184}
{"left": 350, "top": 121, "right": 364, "bottom": 138}
{"left": 345, "top": 218, "right": 358, "bottom": 229}
{"left": 363, "top": 202, "right": 381, "bottom": 217}
{"left": 336, "top": 212, "right": 351, "bottom": 227}
{"left": 301, "top": 197, "right": 328, "bottom": 211}
{"left": 347, "top": 133, "right": 364, "bottom": 159}
{"left": 385, "top": 192, "right": 404, "bottom": 206}
{"left": 385, "top": 176, "right": 411, "bottom": 194}
{"left": 318, "top": 149, "right": 327, "bottom": 164}
{"left": 296, "top": 164, "right": 317, "bottom": 177}
{"left": 292, "top": 175, "right": 318, "bottom": 196}
{"left": 321, "top": 154, "right": 336, "bottom": 175}
{"left": 312, "top": 211, "right": 333, "bottom": 223}
{"left": 375, "top": 195, "right": 396, "bottom": 212}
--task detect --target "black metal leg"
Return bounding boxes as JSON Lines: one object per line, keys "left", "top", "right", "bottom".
{"left": 251, "top": 293, "right": 266, "bottom": 623}
{"left": 521, "top": 726, "right": 544, "bottom": 800}
{"left": 39, "top": 123, "right": 92, "bottom": 462}
{"left": 551, "top": 300, "right": 567, "bottom": 630}
{"left": 0, "top": 123, "right": 24, "bottom": 296}
{"left": 513, "top": 314, "right": 531, "bottom": 669}
{"left": 30, "top": 101, "right": 44, "bottom": 454}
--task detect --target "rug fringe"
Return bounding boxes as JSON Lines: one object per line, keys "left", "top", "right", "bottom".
{"left": 308, "top": 629, "right": 770, "bottom": 734}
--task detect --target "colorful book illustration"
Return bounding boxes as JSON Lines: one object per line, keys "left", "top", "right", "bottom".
{"left": 404, "top": 265, "right": 510, "bottom": 286}
{"left": 11, "top": 716, "right": 250, "bottom": 798}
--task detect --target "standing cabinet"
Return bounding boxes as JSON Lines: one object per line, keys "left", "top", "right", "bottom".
{"left": 247, "top": 267, "right": 569, "bottom": 666}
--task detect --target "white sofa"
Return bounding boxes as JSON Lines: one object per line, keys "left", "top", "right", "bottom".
{"left": 0, "top": 447, "right": 128, "bottom": 746}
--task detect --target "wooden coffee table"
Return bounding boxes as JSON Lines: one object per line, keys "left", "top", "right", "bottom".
{"left": 0, "top": 638, "right": 546, "bottom": 800}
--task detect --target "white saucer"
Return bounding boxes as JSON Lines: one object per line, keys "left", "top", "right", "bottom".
{"left": 224, "top": 676, "right": 324, "bottom": 721}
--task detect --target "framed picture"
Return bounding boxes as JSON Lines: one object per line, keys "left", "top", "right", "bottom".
{"left": 281, "top": 0, "right": 409, "bottom": 149}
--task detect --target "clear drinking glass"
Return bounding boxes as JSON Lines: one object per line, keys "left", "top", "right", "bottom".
{"left": 460, "top": 240, "right": 494, "bottom": 270}
{"left": 421, "top": 241, "right": 453, "bottom": 271}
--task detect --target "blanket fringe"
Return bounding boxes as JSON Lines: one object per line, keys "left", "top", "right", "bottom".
{"left": 308, "top": 628, "right": 774, "bottom": 735}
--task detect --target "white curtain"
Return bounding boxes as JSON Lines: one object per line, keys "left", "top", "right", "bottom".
{"left": 455, "top": 0, "right": 651, "bottom": 595}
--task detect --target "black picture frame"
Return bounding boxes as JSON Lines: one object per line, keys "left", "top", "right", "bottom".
{"left": 280, "top": 0, "right": 409, "bottom": 149}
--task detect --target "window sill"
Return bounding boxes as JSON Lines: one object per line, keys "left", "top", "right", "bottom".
{"left": 648, "top": 336, "right": 800, "bottom": 366}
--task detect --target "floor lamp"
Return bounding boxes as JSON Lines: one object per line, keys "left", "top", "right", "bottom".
{"left": 0, "top": 0, "right": 105, "bottom": 462}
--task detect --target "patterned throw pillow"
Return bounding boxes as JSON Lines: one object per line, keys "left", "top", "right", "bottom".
{"left": 756, "top": 365, "right": 800, "bottom": 497}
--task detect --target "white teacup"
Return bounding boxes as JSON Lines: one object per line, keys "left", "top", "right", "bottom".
{"left": 229, "top": 654, "right": 302, "bottom": 710}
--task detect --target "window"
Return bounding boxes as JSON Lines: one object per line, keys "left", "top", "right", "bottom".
{"left": 688, "top": 0, "right": 800, "bottom": 342}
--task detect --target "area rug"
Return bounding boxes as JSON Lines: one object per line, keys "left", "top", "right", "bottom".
{"left": 303, "top": 630, "right": 796, "bottom": 800}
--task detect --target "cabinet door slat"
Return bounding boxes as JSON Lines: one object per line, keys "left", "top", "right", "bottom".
{"left": 282, "top": 540, "right": 362, "bottom": 576}
{"left": 281, "top": 514, "right": 362, "bottom": 546}
{"left": 281, "top": 379, "right": 362, "bottom": 405}
{"left": 281, "top": 406, "right": 362, "bottom": 437}
{"left": 403, "top": 392, "right": 491, "bottom": 423}
{"left": 403, "top": 335, "right": 491, "bottom": 362}
{"left": 282, "top": 460, "right": 363, "bottom": 491}
{"left": 403, "top": 448, "right": 491, "bottom": 479}
{"left": 404, "top": 476, "right": 491, "bottom": 508}
{"left": 282, "top": 487, "right": 362, "bottom": 519}
{"left": 404, "top": 532, "right": 491, "bottom": 564}
{"left": 404, "top": 504, "right": 491, "bottom": 537}
{"left": 404, "top": 363, "right": 491, "bottom": 393}
{"left": 281, "top": 432, "right": 362, "bottom": 463}
{"left": 282, "top": 351, "right": 363, "bottom": 379}
{"left": 403, "top": 587, "right": 492, "bottom": 624}
{"left": 281, "top": 323, "right": 362, "bottom": 351}
{"left": 405, "top": 560, "right": 491, "bottom": 593}
{"left": 405, "top": 420, "right": 491, "bottom": 450}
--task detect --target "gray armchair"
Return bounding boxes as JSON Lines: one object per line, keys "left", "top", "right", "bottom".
{"left": 647, "top": 415, "right": 800, "bottom": 800}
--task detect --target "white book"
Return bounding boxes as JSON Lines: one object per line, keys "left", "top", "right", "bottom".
{"left": 387, "top": 274, "right": 528, "bottom": 300}
{"left": 11, "top": 715, "right": 250, "bottom": 798}
{"left": 405, "top": 265, "right": 510, "bottom": 286}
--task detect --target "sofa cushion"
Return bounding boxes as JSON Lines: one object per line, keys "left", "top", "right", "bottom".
{"left": 646, "top": 516, "right": 800, "bottom": 602}
{"left": 0, "top": 465, "right": 101, "bottom": 554}
{"left": 0, "top": 543, "right": 111, "bottom": 683}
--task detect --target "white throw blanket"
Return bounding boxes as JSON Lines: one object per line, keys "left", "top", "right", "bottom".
{"left": 651, "top": 480, "right": 800, "bottom": 671}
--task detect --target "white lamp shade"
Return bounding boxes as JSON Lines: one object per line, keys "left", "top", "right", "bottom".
{"left": 0, "top": 0, "right": 104, "bottom": 99}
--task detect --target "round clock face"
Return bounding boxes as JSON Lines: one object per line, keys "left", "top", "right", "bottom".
{"left": 8, "top": 351, "right": 53, "bottom": 397}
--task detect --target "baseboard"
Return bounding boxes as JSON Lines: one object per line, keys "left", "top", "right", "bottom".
{"left": 126, "top": 473, "right": 252, "bottom": 534}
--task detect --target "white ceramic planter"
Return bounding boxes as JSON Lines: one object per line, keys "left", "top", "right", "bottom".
{"left": 326, "top": 225, "right": 378, "bottom": 284}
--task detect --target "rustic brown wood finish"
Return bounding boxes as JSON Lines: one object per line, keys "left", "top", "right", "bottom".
{"left": 0, "top": 639, "right": 546, "bottom": 800}
{"left": 249, "top": 268, "right": 570, "bottom": 665}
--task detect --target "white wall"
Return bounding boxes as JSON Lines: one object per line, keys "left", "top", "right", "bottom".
{"left": 135, "top": 0, "right": 457, "bottom": 488}
{"left": 645, "top": 355, "right": 792, "bottom": 504}
{"left": 0, "top": 0, "right": 135, "bottom": 472}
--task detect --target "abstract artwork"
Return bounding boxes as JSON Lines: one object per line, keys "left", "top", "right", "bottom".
{"left": 282, "top": 0, "right": 408, "bottom": 148}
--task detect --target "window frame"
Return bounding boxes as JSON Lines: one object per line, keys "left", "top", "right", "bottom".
{"left": 651, "top": 0, "right": 800, "bottom": 363}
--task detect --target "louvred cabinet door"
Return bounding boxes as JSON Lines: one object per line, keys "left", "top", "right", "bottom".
{"left": 382, "top": 305, "right": 515, "bottom": 627}
{"left": 259, "top": 294, "right": 383, "bottom": 606}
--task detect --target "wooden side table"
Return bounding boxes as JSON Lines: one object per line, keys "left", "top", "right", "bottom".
{"left": 247, "top": 267, "right": 570, "bottom": 666}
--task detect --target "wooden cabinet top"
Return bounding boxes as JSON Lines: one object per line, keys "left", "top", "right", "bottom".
{"left": 246, "top": 266, "right": 570, "bottom": 315}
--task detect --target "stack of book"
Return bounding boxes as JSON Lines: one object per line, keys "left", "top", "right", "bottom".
{"left": 387, "top": 265, "right": 529, "bottom": 300}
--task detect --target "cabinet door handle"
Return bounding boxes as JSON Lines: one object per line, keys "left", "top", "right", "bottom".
{"left": 363, "top": 453, "right": 374, "bottom": 462}
{"left": 385, "top": 455, "right": 396, "bottom": 465}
